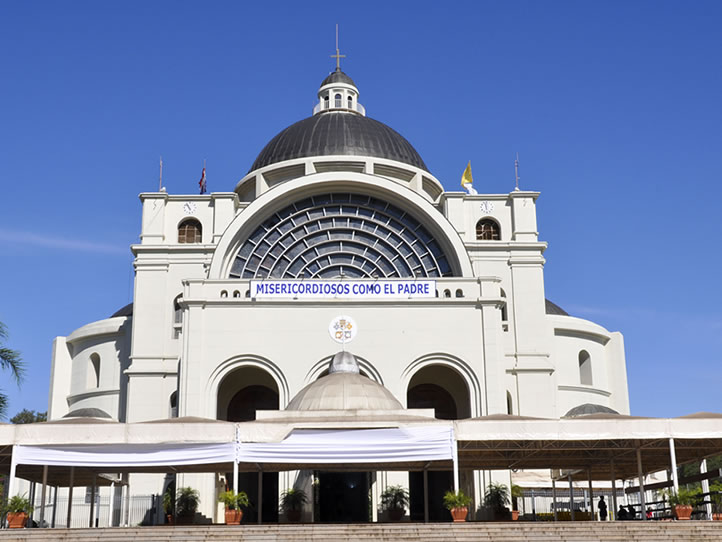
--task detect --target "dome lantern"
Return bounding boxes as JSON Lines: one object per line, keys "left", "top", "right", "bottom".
{"left": 314, "top": 49, "right": 365, "bottom": 116}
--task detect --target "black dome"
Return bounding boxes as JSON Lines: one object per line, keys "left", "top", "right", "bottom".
{"left": 249, "top": 112, "right": 429, "bottom": 173}
{"left": 320, "top": 68, "right": 356, "bottom": 87}
{"left": 545, "top": 299, "right": 569, "bottom": 316}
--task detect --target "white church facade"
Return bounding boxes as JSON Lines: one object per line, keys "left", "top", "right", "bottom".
{"left": 45, "top": 64, "right": 630, "bottom": 522}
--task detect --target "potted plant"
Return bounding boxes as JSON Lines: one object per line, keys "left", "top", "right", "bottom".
{"left": 162, "top": 489, "right": 175, "bottom": 524}
{"left": 443, "top": 490, "right": 472, "bottom": 522}
{"left": 511, "top": 484, "right": 523, "bottom": 521}
{"left": 218, "top": 490, "right": 249, "bottom": 525}
{"left": 4, "top": 495, "right": 33, "bottom": 529}
{"left": 380, "top": 485, "right": 410, "bottom": 521}
{"left": 666, "top": 487, "right": 697, "bottom": 520}
{"left": 175, "top": 486, "right": 200, "bottom": 525}
{"left": 485, "top": 482, "right": 511, "bottom": 521}
{"left": 280, "top": 488, "right": 308, "bottom": 522}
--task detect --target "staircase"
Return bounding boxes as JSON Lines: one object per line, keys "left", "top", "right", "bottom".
{"left": 1, "top": 522, "right": 721, "bottom": 541}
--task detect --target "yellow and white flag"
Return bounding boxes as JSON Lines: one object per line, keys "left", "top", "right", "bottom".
{"left": 461, "top": 161, "right": 477, "bottom": 194}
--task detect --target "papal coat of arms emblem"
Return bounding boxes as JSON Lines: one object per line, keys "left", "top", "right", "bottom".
{"left": 328, "top": 315, "right": 357, "bottom": 344}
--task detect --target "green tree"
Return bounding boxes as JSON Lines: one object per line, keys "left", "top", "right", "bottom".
{"left": 0, "top": 321, "right": 25, "bottom": 420}
{"left": 10, "top": 409, "right": 47, "bottom": 424}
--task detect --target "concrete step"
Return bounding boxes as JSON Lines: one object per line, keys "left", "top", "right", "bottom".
{"left": 1, "top": 522, "right": 722, "bottom": 542}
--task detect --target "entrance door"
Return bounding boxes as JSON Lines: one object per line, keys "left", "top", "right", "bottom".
{"left": 409, "top": 470, "right": 453, "bottom": 521}
{"left": 318, "top": 471, "right": 369, "bottom": 522}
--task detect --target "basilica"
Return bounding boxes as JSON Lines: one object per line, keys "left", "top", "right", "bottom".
{"left": 45, "top": 61, "right": 630, "bottom": 522}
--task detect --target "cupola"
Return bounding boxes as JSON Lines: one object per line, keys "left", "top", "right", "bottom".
{"left": 314, "top": 67, "right": 365, "bottom": 116}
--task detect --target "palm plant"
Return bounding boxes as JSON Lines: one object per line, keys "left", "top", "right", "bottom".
{"left": 380, "top": 485, "right": 410, "bottom": 512}
{"left": 484, "top": 482, "right": 510, "bottom": 511}
{"left": 0, "top": 322, "right": 25, "bottom": 420}
{"left": 176, "top": 487, "right": 200, "bottom": 520}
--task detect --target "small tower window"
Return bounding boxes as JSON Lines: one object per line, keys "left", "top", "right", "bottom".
{"left": 579, "top": 350, "right": 593, "bottom": 386}
{"left": 500, "top": 288, "right": 508, "bottom": 326}
{"left": 443, "top": 289, "right": 451, "bottom": 298}
{"left": 476, "top": 219, "right": 500, "bottom": 240}
{"left": 178, "top": 219, "right": 202, "bottom": 244}
{"left": 455, "top": 289, "right": 464, "bottom": 298}
{"left": 173, "top": 295, "right": 183, "bottom": 338}
{"left": 170, "top": 391, "right": 178, "bottom": 418}
{"left": 324, "top": 95, "right": 329, "bottom": 109}
{"left": 88, "top": 353, "right": 100, "bottom": 389}
{"left": 347, "top": 96, "right": 353, "bottom": 109}
{"left": 335, "top": 93, "right": 342, "bottom": 107}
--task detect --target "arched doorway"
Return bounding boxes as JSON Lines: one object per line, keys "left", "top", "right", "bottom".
{"left": 407, "top": 365, "right": 471, "bottom": 522}
{"left": 217, "top": 367, "right": 280, "bottom": 523}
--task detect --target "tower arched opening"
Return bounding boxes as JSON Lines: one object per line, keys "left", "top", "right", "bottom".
{"left": 407, "top": 365, "right": 471, "bottom": 521}
{"left": 216, "top": 366, "right": 279, "bottom": 522}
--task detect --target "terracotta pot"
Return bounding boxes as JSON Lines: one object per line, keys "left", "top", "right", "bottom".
{"left": 286, "top": 509, "right": 301, "bottom": 522}
{"left": 511, "top": 510, "right": 519, "bottom": 521}
{"left": 7, "top": 512, "right": 28, "bottom": 529}
{"left": 388, "top": 508, "right": 404, "bottom": 521}
{"left": 225, "top": 508, "right": 243, "bottom": 525}
{"left": 674, "top": 505, "right": 693, "bottom": 520}
{"left": 712, "top": 513, "right": 722, "bottom": 521}
{"left": 450, "top": 507, "right": 468, "bottom": 522}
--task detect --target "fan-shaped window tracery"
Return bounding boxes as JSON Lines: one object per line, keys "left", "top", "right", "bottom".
{"left": 230, "top": 193, "right": 454, "bottom": 279}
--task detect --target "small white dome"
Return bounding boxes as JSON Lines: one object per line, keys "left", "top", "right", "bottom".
{"left": 286, "top": 351, "right": 403, "bottom": 411}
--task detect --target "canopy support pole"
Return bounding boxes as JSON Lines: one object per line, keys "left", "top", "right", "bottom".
{"left": 233, "top": 461, "right": 239, "bottom": 494}
{"left": 568, "top": 475, "right": 574, "bottom": 521}
{"left": 636, "top": 448, "right": 646, "bottom": 521}
{"left": 552, "top": 478, "right": 557, "bottom": 522}
{"left": 611, "top": 461, "right": 617, "bottom": 521}
{"left": 423, "top": 468, "right": 429, "bottom": 523}
{"left": 452, "top": 438, "right": 459, "bottom": 493}
{"left": 89, "top": 475, "right": 97, "bottom": 528}
{"left": 257, "top": 469, "right": 263, "bottom": 525}
{"left": 669, "top": 438, "right": 679, "bottom": 493}
{"left": 108, "top": 482, "right": 115, "bottom": 527}
{"left": 51, "top": 486, "right": 58, "bottom": 528}
{"left": 39, "top": 465, "right": 48, "bottom": 527}
{"left": 122, "top": 474, "right": 130, "bottom": 527}
{"left": 701, "top": 459, "right": 712, "bottom": 520}
{"left": 588, "top": 470, "right": 594, "bottom": 520}
{"left": 66, "top": 466, "right": 75, "bottom": 528}
{"left": 5, "top": 446, "right": 18, "bottom": 528}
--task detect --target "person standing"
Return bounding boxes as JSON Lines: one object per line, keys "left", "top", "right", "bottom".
{"left": 598, "top": 495, "right": 608, "bottom": 521}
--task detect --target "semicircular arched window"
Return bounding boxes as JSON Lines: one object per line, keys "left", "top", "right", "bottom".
{"left": 178, "top": 219, "right": 202, "bottom": 244}
{"left": 229, "top": 193, "right": 454, "bottom": 279}
{"left": 334, "top": 94, "right": 342, "bottom": 107}
{"left": 476, "top": 218, "right": 500, "bottom": 240}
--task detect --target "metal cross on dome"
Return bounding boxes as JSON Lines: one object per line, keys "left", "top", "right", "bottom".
{"left": 330, "top": 24, "right": 346, "bottom": 70}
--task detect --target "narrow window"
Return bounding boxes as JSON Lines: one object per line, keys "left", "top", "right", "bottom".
{"left": 173, "top": 295, "right": 183, "bottom": 338}
{"left": 323, "top": 95, "right": 329, "bottom": 109}
{"left": 443, "top": 289, "right": 451, "bottom": 298}
{"left": 233, "top": 290, "right": 241, "bottom": 298}
{"left": 347, "top": 96, "right": 353, "bottom": 109}
{"left": 506, "top": 391, "right": 513, "bottom": 415}
{"left": 335, "top": 93, "right": 342, "bottom": 107}
{"left": 455, "top": 289, "right": 464, "bottom": 298}
{"left": 178, "top": 219, "right": 202, "bottom": 244}
{"left": 220, "top": 290, "right": 228, "bottom": 298}
{"left": 579, "top": 350, "right": 593, "bottom": 385}
{"left": 170, "top": 391, "right": 178, "bottom": 418}
{"left": 88, "top": 353, "right": 100, "bottom": 388}
{"left": 476, "top": 219, "right": 500, "bottom": 240}
{"left": 500, "top": 288, "right": 508, "bottom": 323}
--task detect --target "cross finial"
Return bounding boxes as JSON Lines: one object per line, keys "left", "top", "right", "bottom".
{"left": 330, "top": 23, "right": 346, "bottom": 70}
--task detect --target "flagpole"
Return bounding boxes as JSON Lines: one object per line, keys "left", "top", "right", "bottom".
{"left": 158, "top": 156, "right": 163, "bottom": 192}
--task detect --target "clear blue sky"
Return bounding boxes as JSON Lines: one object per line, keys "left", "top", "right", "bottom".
{"left": 0, "top": 1, "right": 720, "bottom": 419}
